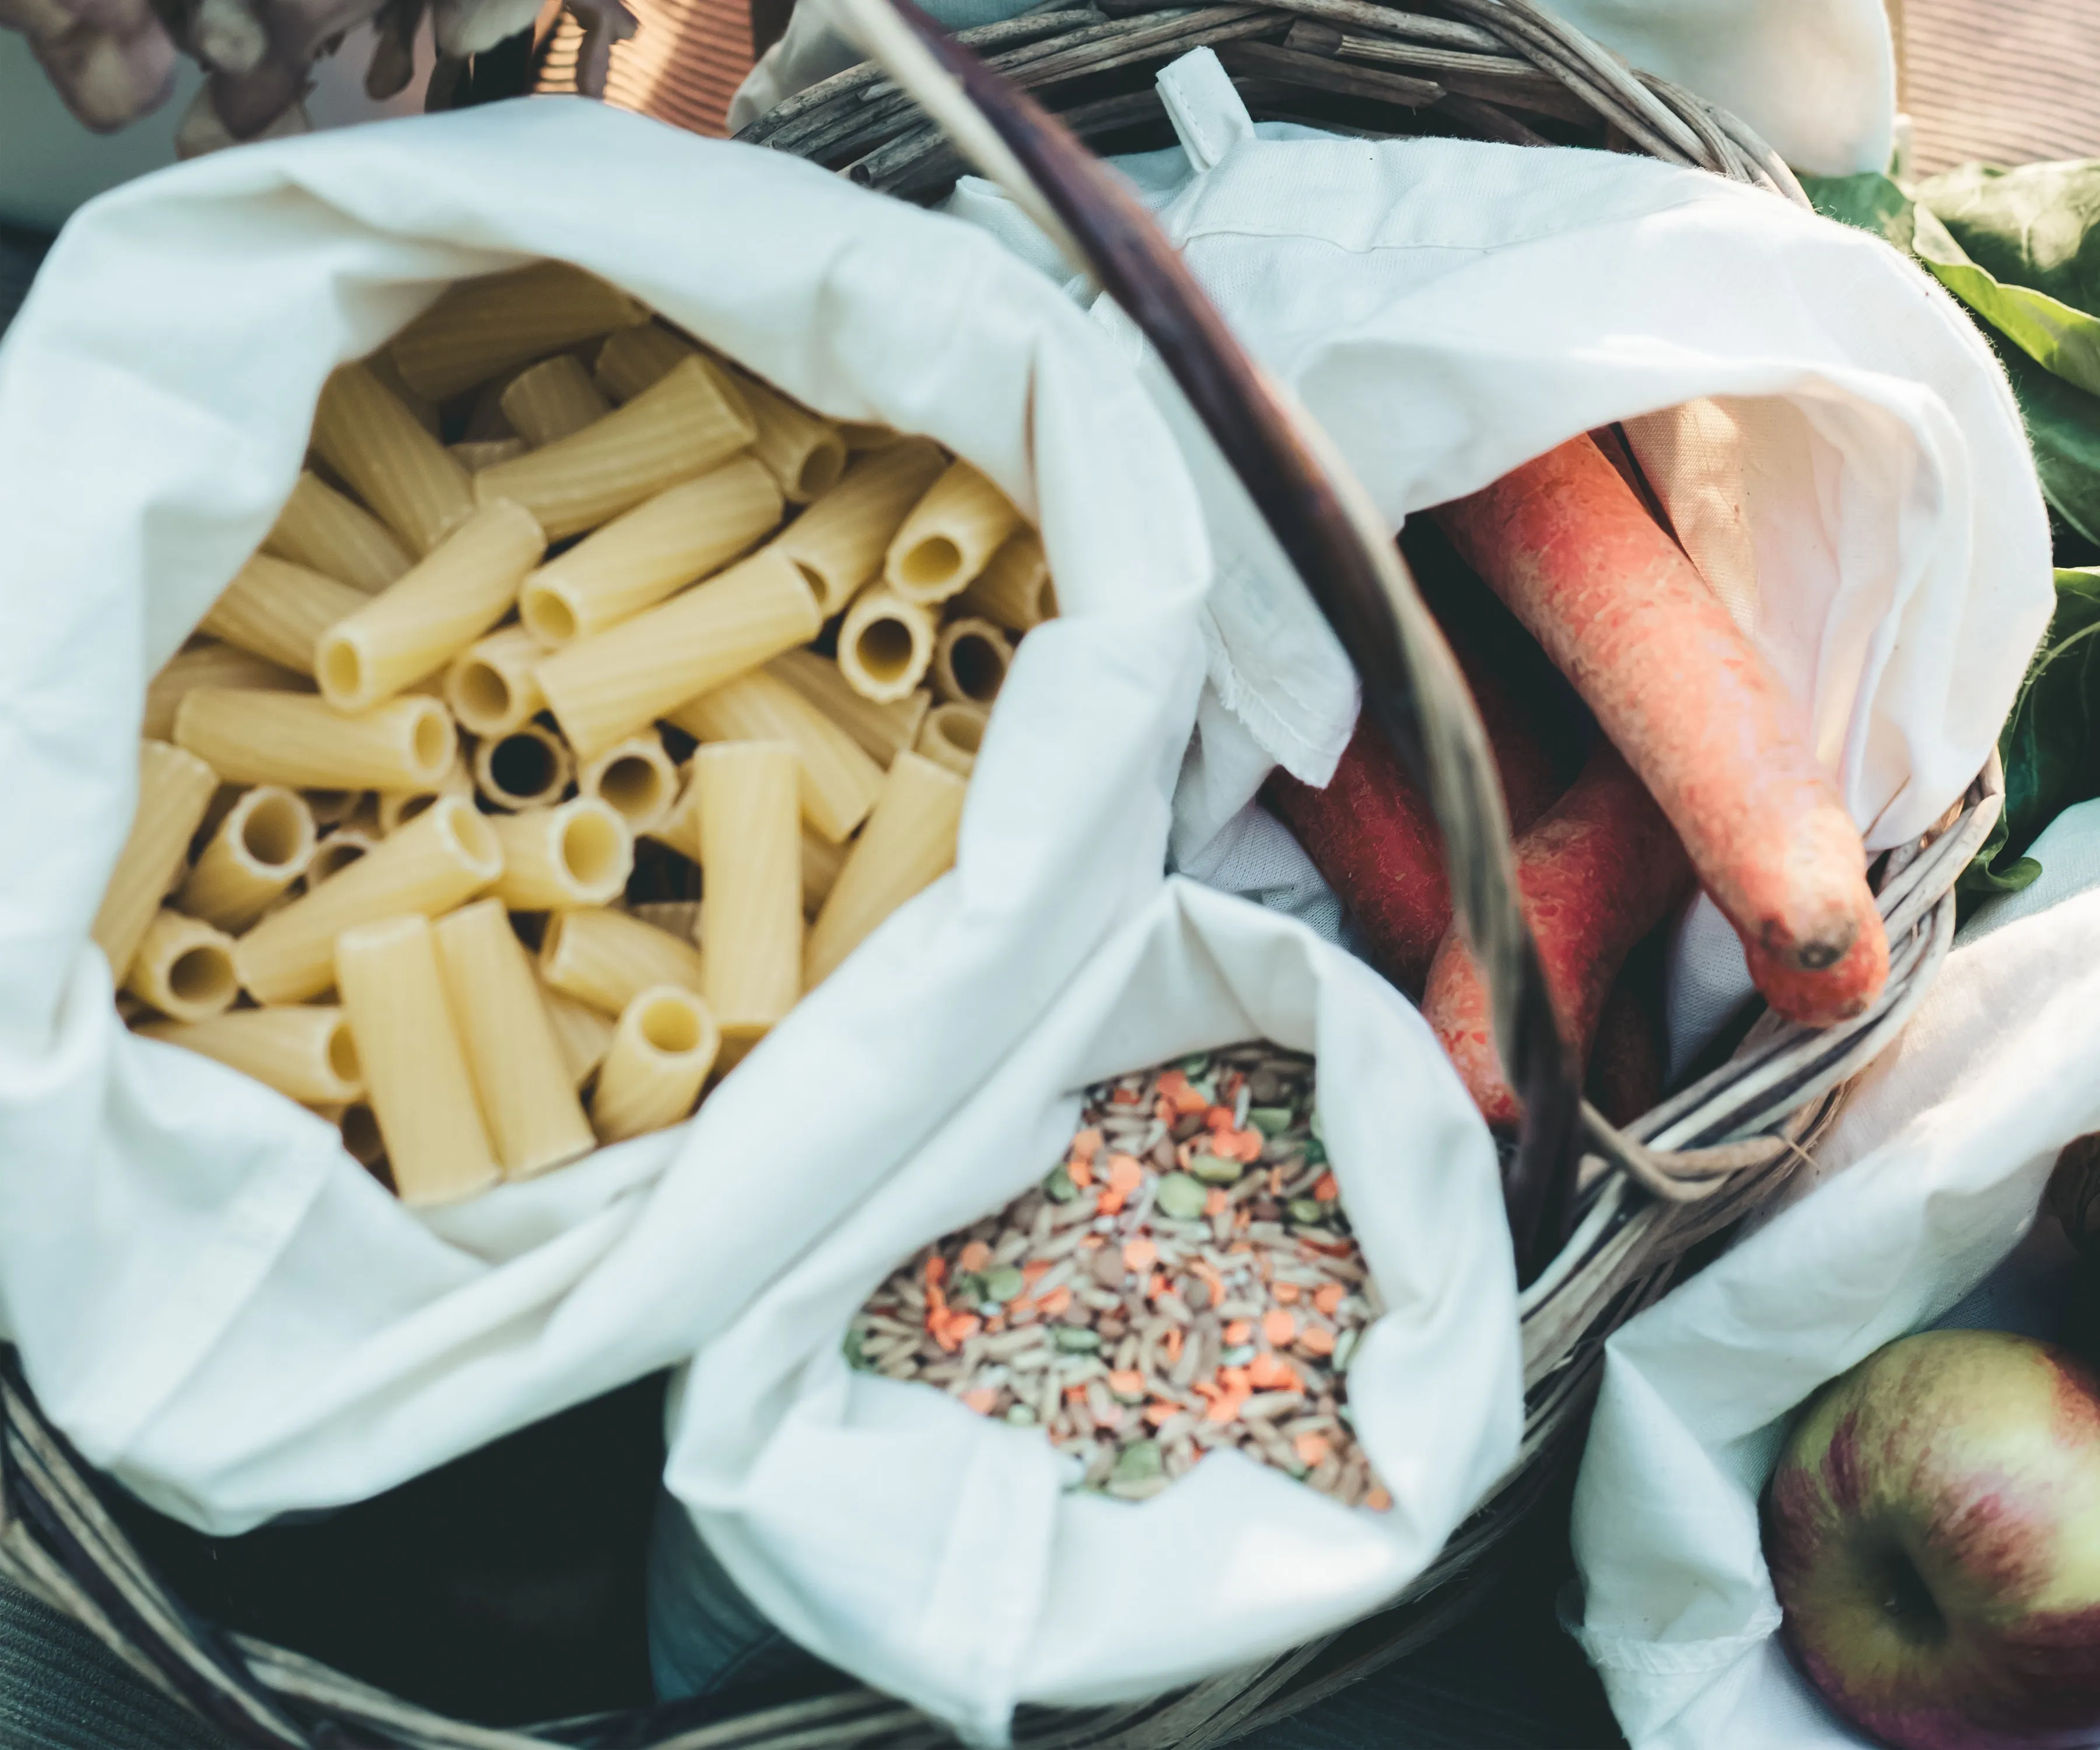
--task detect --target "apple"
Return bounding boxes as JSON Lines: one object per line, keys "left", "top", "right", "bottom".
{"left": 1763, "top": 1329, "right": 2100, "bottom": 1749}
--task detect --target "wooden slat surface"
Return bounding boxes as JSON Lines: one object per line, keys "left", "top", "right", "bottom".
{"left": 1902, "top": 0, "right": 2100, "bottom": 173}
{"left": 536, "top": 0, "right": 753, "bottom": 138}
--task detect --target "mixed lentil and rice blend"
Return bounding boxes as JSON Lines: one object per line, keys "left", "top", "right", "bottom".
{"left": 846, "top": 1044, "right": 1392, "bottom": 1508}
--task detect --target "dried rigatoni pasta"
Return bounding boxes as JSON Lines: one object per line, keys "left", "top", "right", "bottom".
{"left": 449, "top": 439, "right": 526, "bottom": 471}
{"left": 202, "top": 554, "right": 369, "bottom": 677}
{"left": 720, "top": 365, "right": 845, "bottom": 505}
{"left": 915, "top": 702, "right": 986, "bottom": 779}
{"left": 501, "top": 355, "right": 610, "bottom": 448}
{"left": 434, "top": 900, "right": 595, "bottom": 1179}
{"left": 801, "top": 826, "right": 845, "bottom": 918}
{"left": 766, "top": 648, "right": 929, "bottom": 765}
{"left": 884, "top": 459, "right": 1021, "bottom": 605}
{"left": 316, "top": 501, "right": 545, "bottom": 712}
{"left": 124, "top": 910, "right": 239, "bottom": 1022}
{"left": 667, "top": 668, "right": 882, "bottom": 844}
{"left": 388, "top": 262, "right": 647, "bottom": 401}
{"left": 178, "top": 785, "right": 314, "bottom": 929}
{"left": 643, "top": 764, "right": 701, "bottom": 864}
{"left": 488, "top": 798, "right": 632, "bottom": 910}
{"left": 335, "top": 914, "right": 498, "bottom": 1205}
{"left": 763, "top": 440, "right": 946, "bottom": 617}
{"left": 695, "top": 743, "right": 800, "bottom": 1052}
{"left": 337, "top": 1101, "right": 384, "bottom": 1168}
{"left": 539, "top": 907, "right": 704, "bottom": 1015}
{"left": 144, "top": 643, "right": 307, "bottom": 741}
{"left": 537, "top": 548, "right": 820, "bottom": 760}
{"left": 365, "top": 350, "right": 441, "bottom": 435}
{"left": 578, "top": 734, "right": 680, "bottom": 834}
{"left": 176, "top": 689, "right": 455, "bottom": 792}
{"left": 473, "top": 358, "right": 755, "bottom": 542}
{"left": 312, "top": 362, "right": 475, "bottom": 555}
{"left": 835, "top": 585, "right": 935, "bottom": 705}
{"left": 445, "top": 625, "right": 547, "bottom": 737}
{"left": 631, "top": 901, "right": 702, "bottom": 940}
{"left": 805, "top": 751, "right": 966, "bottom": 988}
{"left": 932, "top": 617, "right": 1012, "bottom": 708}
{"left": 592, "top": 986, "right": 720, "bottom": 1143}
{"left": 593, "top": 323, "right": 698, "bottom": 403}
{"left": 140, "top": 1006, "right": 362, "bottom": 1104}
{"left": 264, "top": 472, "right": 413, "bottom": 594}
{"left": 91, "top": 740, "right": 219, "bottom": 982}
{"left": 538, "top": 978, "right": 615, "bottom": 1087}
{"left": 474, "top": 723, "right": 572, "bottom": 811}
{"left": 307, "top": 828, "right": 377, "bottom": 886}
{"left": 956, "top": 527, "right": 1055, "bottom": 632}
{"left": 518, "top": 459, "right": 783, "bottom": 649}
{"left": 306, "top": 790, "right": 360, "bottom": 827}
{"left": 235, "top": 797, "right": 501, "bottom": 1003}
{"left": 377, "top": 758, "right": 471, "bottom": 835}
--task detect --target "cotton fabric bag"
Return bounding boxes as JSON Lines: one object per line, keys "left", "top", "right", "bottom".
{"left": 654, "top": 876, "right": 1521, "bottom": 1741}
{"left": 0, "top": 96, "right": 1211, "bottom": 1535}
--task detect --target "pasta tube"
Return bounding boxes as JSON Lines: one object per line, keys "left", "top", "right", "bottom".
{"left": 488, "top": 798, "right": 632, "bottom": 910}
{"left": 144, "top": 643, "right": 307, "bottom": 741}
{"left": 338, "top": 1102, "right": 385, "bottom": 1170}
{"left": 720, "top": 366, "right": 845, "bottom": 505}
{"left": 306, "top": 790, "right": 360, "bottom": 827}
{"left": 804, "top": 751, "right": 966, "bottom": 988}
{"left": 837, "top": 421, "right": 905, "bottom": 452}
{"left": 235, "top": 797, "right": 502, "bottom": 1003}
{"left": 593, "top": 322, "right": 700, "bottom": 404}
{"left": 883, "top": 460, "right": 1021, "bottom": 606}
{"left": 176, "top": 690, "right": 456, "bottom": 792}
{"left": 835, "top": 586, "right": 935, "bottom": 704}
{"left": 317, "top": 501, "right": 545, "bottom": 712}
{"left": 517, "top": 459, "right": 783, "bottom": 648}
{"left": 802, "top": 825, "right": 845, "bottom": 918}
{"left": 335, "top": 915, "right": 498, "bottom": 1206}
{"left": 449, "top": 439, "right": 527, "bottom": 471}
{"left": 140, "top": 1006, "right": 363, "bottom": 1104}
{"left": 123, "top": 909, "right": 239, "bottom": 1022}
{"left": 592, "top": 986, "right": 720, "bottom": 1143}
{"left": 763, "top": 439, "right": 946, "bottom": 617}
{"left": 473, "top": 358, "right": 757, "bottom": 542}
{"left": 537, "top": 548, "right": 820, "bottom": 760}
{"left": 177, "top": 786, "right": 316, "bottom": 929}
{"left": 631, "top": 900, "right": 702, "bottom": 940}
{"left": 377, "top": 758, "right": 472, "bottom": 836}
{"left": 312, "top": 362, "right": 475, "bottom": 555}
{"left": 501, "top": 355, "right": 610, "bottom": 448}
{"left": 643, "top": 764, "right": 701, "bottom": 865}
{"left": 667, "top": 668, "right": 882, "bottom": 844}
{"left": 307, "top": 828, "right": 377, "bottom": 886}
{"left": 264, "top": 472, "right": 413, "bottom": 594}
{"left": 539, "top": 907, "right": 704, "bottom": 1016}
{"left": 365, "top": 350, "right": 441, "bottom": 435}
{"left": 956, "top": 527, "right": 1056, "bottom": 632}
{"left": 696, "top": 742, "right": 801, "bottom": 1051}
{"left": 91, "top": 741, "right": 219, "bottom": 983}
{"left": 915, "top": 702, "right": 986, "bottom": 779}
{"left": 932, "top": 617, "right": 1012, "bottom": 708}
{"left": 445, "top": 625, "right": 547, "bottom": 737}
{"left": 578, "top": 734, "right": 680, "bottom": 834}
{"left": 388, "top": 261, "right": 649, "bottom": 402}
{"left": 474, "top": 723, "right": 573, "bottom": 811}
{"left": 202, "top": 554, "right": 370, "bottom": 677}
{"left": 434, "top": 900, "right": 595, "bottom": 1179}
{"left": 538, "top": 978, "right": 616, "bottom": 1087}
{"left": 766, "top": 648, "right": 929, "bottom": 765}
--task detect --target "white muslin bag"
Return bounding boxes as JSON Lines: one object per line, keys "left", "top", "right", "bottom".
{"left": 0, "top": 99, "right": 1210, "bottom": 1534}
{"left": 659, "top": 877, "right": 1521, "bottom": 1741}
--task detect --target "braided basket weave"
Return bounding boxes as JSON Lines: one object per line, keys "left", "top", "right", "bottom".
{"left": 0, "top": 4, "right": 1998, "bottom": 1746}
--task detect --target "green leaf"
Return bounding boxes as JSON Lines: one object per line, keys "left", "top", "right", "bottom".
{"left": 1994, "top": 339, "right": 2100, "bottom": 546}
{"left": 1913, "top": 161, "right": 2100, "bottom": 322}
{"left": 1909, "top": 205, "right": 2100, "bottom": 399}
{"left": 1798, "top": 170, "right": 1917, "bottom": 251}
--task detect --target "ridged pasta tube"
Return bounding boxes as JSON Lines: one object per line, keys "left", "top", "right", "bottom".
{"left": 124, "top": 910, "right": 239, "bottom": 1022}
{"left": 144, "top": 643, "right": 307, "bottom": 743}
{"left": 801, "top": 827, "right": 845, "bottom": 918}
{"left": 473, "top": 358, "right": 756, "bottom": 542}
{"left": 766, "top": 649, "right": 928, "bottom": 765}
{"left": 501, "top": 355, "right": 610, "bottom": 448}
{"left": 538, "top": 907, "right": 704, "bottom": 1016}
{"left": 668, "top": 668, "right": 882, "bottom": 844}
{"left": 804, "top": 751, "right": 966, "bottom": 988}
{"left": 449, "top": 439, "right": 526, "bottom": 471}
{"left": 434, "top": 900, "right": 596, "bottom": 1180}
{"left": 592, "top": 986, "right": 720, "bottom": 1143}
{"left": 317, "top": 501, "right": 545, "bottom": 712}
{"left": 445, "top": 625, "right": 548, "bottom": 737}
{"left": 307, "top": 829, "right": 377, "bottom": 886}
{"left": 538, "top": 978, "right": 615, "bottom": 1087}
{"left": 721, "top": 366, "right": 845, "bottom": 505}
{"left": 488, "top": 798, "right": 632, "bottom": 911}
{"left": 139, "top": 1006, "right": 363, "bottom": 1104}
{"left": 176, "top": 689, "right": 456, "bottom": 792}
{"left": 234, "top": 797, "right": 502, "bottom": 1003}
{"left": 695, "top": 742, "right": 802, "bottom": 1050}
{"left": 335, "top": 915, "right": 499, "bottom": 1206}
{"left": 202, "top": 554, "right": 370, "bottom": 677}
{"left": 593, "top": 323, "right": 698, "bottom": 404}
{"left": 835, "top": 586, "right": 935, "bottom": 705}
{"left": 578, "top": 734, "right": 681, "bottom": 835}
{"left": 264, "top": 473, "right": 413, "bottom": 594}
{"left": 883, "top": 460, "right": 1021, "bottom": 606}
{"left": 643, "top": 765, "right": 701, "bottom": 865}
{"left": 178, "top": 786, "right": 315, "bottom": 929}
{"left": 764, "top": 439, "right": 947, "bottom": 617}
{"left": 932, "top": 617, "right": 1012, "bottom": 708}
{"left": 312, "top": 362, "right": 475, "bottom": 555}
{"left": 474, "top": 724, "right": 573, "bottom": 811}
{"left": 537, "top": 548, "right": 820, "bottom": 761}
{"left": 518, "top": 458, "right": 783, "bottom": 649}
{"left": 915, "top": 702, "right": 986, "bottom": 779}
{"left": 956, "top": 528, "right": 1056, "bottom": 632}
{"left": 388, "top": 261, "right": 649, "bottom": 401}
{"left": 376, "top": 758, "right": 472, "bottom": 835}
{"left": 91, "top": 741, "right": 219, "bottom": 982}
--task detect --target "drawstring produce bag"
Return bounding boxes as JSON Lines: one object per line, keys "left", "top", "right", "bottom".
{"left": 0, "top": 96, "right": 1209, "bottom": 1534}
{"left": 654, "top": 877, "right": 1521, "bottom": 1741}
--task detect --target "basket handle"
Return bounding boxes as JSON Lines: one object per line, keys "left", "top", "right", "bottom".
{"left": 823, "top": 0, "right": 1581, "bottom": 1278}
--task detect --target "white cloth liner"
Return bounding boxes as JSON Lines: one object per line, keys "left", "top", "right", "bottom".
{"left": 0, "top": 97, "right": 1213, "bottom": 1534}
{"left": 657, "top": 878, "right": 1521, "bottom": 1742}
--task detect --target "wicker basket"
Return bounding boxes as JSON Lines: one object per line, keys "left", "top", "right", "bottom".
{"left": 0, "top": 4, "right": 1999, "bottom": 1745}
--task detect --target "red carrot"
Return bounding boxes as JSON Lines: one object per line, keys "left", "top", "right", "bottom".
{"left": 1433, "top": 434, "right": 1886, "bottom": 1026}
{"left": 1423, "top": 741, "right": 1692, "bottom": 1129}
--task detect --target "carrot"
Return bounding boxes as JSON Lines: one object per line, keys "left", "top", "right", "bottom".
{"left": 1433, "top": 434, "right": 1885, "bottom": 1024}
{"left": 1424, "top": 741, "right": 1693, "bottom": 1129}
{"left": 1584, "top": 938, "right": 1667, "bottom": 1128}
